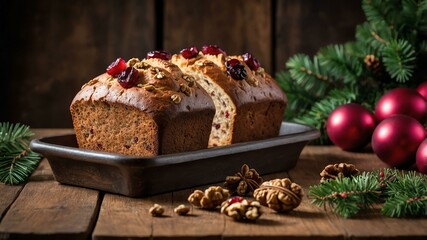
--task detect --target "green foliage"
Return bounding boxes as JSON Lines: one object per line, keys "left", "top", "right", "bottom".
{"left": 276, "top": 0, "right": 427, "bottom": 144}
{"left": 382, "top": 39, "right": 416, "bottom": 82}
{"left": 286, "top": 54, "right": 331, "bottom": 98}
{"left": 382, "top": 171, "right": 427, "bottom": 217}
{"left": 0, "top": 122, "right": 42, "bottom": 185}
{"left": 309, "top": 172, "right": 381, "bottom": 218}
{"left": 309, "top": 169, "right": 427, "bottom": 218}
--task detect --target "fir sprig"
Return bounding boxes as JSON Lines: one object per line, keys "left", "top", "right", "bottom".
{"left": 286, "top": 54, "right": 331, "bottom": 98}
{"left": 382, "top": 171, "right": 427, "bottom": 217}
{"left": 382, "top": 39, "right": 416, "bottom": 82}
{"left": 318, "top": 44, "right": 364, "bottom": 83}
{"left": 0, "top": 122, "right": 42, "bottom": 185}
{"left": 309, "top": 172, "right": 382, "bottom": 218}
{"left": 309, "top": 169, "right": 427, "bottom": 218}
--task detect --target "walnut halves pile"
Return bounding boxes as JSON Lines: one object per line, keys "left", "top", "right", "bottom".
{"left": 320, "top": 163, "right": 360, "bottom": 183}
{"left": 188, "top": 186, "right": 230, "bottom": 209}
{"left": 253, "top": 178, "right": 303, "bottom": 212}
{"left": 221, "top": 198, "right": 262, "bottom": 221}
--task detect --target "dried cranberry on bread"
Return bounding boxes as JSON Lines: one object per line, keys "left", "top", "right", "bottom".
{"left": 70, "top": 57, "right": 215, "bottom": 156}
{"left": 172, "top": 45, "right": 287, "bottom": 147}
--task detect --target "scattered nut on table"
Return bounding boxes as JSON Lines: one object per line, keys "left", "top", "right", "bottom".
{"left": 253, "top": 178, "right": 303, "bottom": 212}
{"left": 149, "top": 204, "right": 165, "bottom": 217}
{"left": 221, "top": 196, "right": 262, "bottom": 221}
{"left": 188, "top": 186, "right": 230, "bottom": 209}
{"left": 174, "top": 204, "right": 190, "bottom": 216}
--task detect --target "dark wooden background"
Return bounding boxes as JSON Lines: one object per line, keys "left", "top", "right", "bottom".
{"left": 0, "top": 0, "right": 364, "bottom": 128}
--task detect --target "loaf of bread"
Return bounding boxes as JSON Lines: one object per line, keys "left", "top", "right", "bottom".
{"left": 70, "top": 57, "right": 215, "bottom": 156}
{"left": 71, "top": 46, "right": 287, "bottom": 156}
{"left": 172, "top": 47, "right": 287, "bottom": 147}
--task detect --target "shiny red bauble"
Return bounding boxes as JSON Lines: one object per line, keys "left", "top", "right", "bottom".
{"left": 374, "top": 88, "right": 427, "bottom": 124}
{"left": 416, "top": 81, "right": 427, "bottom": 100}
{"left": 372, "top": 115, "right": 426, "bottom": 168}
{"left": 326, "top": 103, "right": 376, "bottom": 151}
{"left": 416, "top": 139, "right": 427, "bottom": 174}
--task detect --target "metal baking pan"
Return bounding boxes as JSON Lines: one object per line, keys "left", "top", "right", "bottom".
{"left": 30, "top": 122, "right": 319, "bottom": 197}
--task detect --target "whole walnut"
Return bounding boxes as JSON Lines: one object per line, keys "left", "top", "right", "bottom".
{"left": 253, "top": 178, "right": 303, "bottom": 212}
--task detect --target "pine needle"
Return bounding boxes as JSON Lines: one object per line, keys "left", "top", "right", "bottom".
{"left": 309, "top": 172, "right": 382, "bottom": 218}
{"left": 381, "top": 39, "right": 416, "bottom": 82}
{"left": 382, "top": 171, "right": 427, "bottom": 217}
{"left": 309, "top": 169, "right": 427, "bottom": 218}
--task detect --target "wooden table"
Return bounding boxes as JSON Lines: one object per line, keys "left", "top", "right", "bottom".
{"left": 1, "top": 129, "right": 426, "bottom": 239}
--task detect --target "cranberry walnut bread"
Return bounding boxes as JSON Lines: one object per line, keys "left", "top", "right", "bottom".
{"left": 70, "top": 57, "right": 215, "bottom": 156}
{"left": 70, "top": 46, "right": 287, "bottom": 156}
{"left": 172, "top": 45, "right": 287, "bottom": 147}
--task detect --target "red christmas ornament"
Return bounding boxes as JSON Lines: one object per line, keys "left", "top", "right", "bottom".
{"left": 326, "top": 103, "right": 376, "bottom": 151}
{"left": 416, "top": 139, "right": 427, "bottom": 174}
{"left": 374, "top": 88, "right": 427, "bottom": 124}
{"left": 416, "top": 81, "right": 427, "bottom": 100}
{"left": 372, "top": 115, "right": 426, "bottom": 168}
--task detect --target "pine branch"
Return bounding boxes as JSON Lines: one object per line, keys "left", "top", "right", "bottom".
{"left": 356, "top": 22, "right": 394, "bottom": 50}
{"left": 0, "top": 150, "right": 41, "bottom": 185}
{"left": 0, "top": 122, "right": 42, "bottom": 185}
{"left": 318, "top": 44, "right": 364, "bottom": 83}
{"left": 309, "top": 172, "right": 382, "bottom": 218}
{"left": 0, "top": 122, "right": 34, "bottom": 150}
{"left": 397, "top": 0, "right": 427, "bottom": 44}
{"left": 419, "top": 0, "right": 427, "bottom": 37}
{"left": 362, "top": 0, "right": 400, "bottom": 27}
{"left": 286, "top": 54, "right": 332, "bottom": 98}
{"left": 309, "top": 168, "right": 427, "bottom": 218}
{"left": 381, "top": 39, "right": 416, "bottom": 82}
{"left": 382, "top": 171, "right": 427, "bottom": 217}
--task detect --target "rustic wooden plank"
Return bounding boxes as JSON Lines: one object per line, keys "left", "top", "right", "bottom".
{"left": 28, "top": 158, "right": 53, "bottom": 182}
{"left": 0, "top": 181, "right": 100, "bottom": 240}
{"left": 274, "top": 0, "right": 365, "bottom": 71}
{"left": 164, "top": 0, "right": 273, "bottom": 72}
{"left": 94, "top": 187, "right": 225, "bottom": 239}
{"left": 0, "top": 185, "right": 23, "bottom": 222}
{"left": 92, "top": 193, "right": 154, "bottom": 239}
{"left": 152, "top": 188, "right": 224, "bottom": 240}
{"left": 0, "top": 0, "right": 156, "bottom": 128}
{"left": 1, "top": 130, "right": 74, "bottom": 222}
{"left": 338, "top": 210, "right": 427, "bottom": 240}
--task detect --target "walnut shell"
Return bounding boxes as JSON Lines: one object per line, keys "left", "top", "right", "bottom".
{"left": 253, "top": 178, "right": 303, "bottom": 212}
